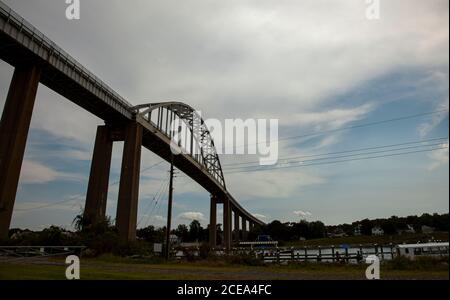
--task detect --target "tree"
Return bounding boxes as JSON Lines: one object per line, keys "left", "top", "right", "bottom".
{"left": 189, "top": 220, "right": 203, "bottom": 242}
{"left": 308, "top": 221, "right": 326, "bottom": 239}
{"left": 136, "top": 225, "right": 157, "bottom": 242}
{"left": 173, "top": 224, "right": 189, "bottom": 242}
{"left": 360, "top": 219, "right": 373, "bottom": 236}
{"left": 266, "top": 221, "right": 290, "bottom": 241}
{"left": 291, "top": 220, "right": 309, "bottom": 239}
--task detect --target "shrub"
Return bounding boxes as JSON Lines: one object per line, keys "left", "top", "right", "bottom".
{"left": 225, "top": 253, "right": 265, "bottom": 266}
{"left": 386, "top": 255, "right": 449, "bottom": 271}
{"left": 182, "top": 247, "right": 198, "bottom": 262}
{"left": 199, "top": 243, "right": 213, "bottom": 259}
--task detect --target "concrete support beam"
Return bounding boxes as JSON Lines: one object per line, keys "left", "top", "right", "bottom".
{"left": 209, "top": 195, "right": 217, "bottom": 248}
{"left": 84, "top": 125, "right": 113, "bottom": 225}
{"left": 234, "top": 209, "right": 240, "bottom": 243}
{"left": 116, "top": 122, "right": 142, "bottom": 241}
{"left": 0, "top": 64, "right": 41, "bottom": 240}
{"left": 223, "top": 197, "right": 231, "bottom": 252}
{"left": 242, "top": 216, "right": 248, "bottom": 241}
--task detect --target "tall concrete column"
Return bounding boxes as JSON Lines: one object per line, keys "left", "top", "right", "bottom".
{"left": 116, "top": 122, "right": 142, "bottom": 241}
{"left": 84, "top": 125, "right": 113, "bottom": 225}
{"left": 234, "top": 209, "right": 240, "bottom": 243}
{"left": 223, "top": 197, "right": 231, "bottom": 251}
{"left": 242, "top": 216, "right": 248, "bottom": 241}
{"left": 0, "top": 64, "right": 41, "bottom": 240}
{"left": 209, "top": 195, "right": 217, "bottom": 248}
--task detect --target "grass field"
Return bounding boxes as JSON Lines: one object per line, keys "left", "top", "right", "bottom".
{"left": 0, "top": 255, "right": 448, "bottom": 280}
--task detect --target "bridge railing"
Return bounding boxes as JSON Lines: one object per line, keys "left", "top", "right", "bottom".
{"left": 0, "top": 0, "right": 132, "bottom": 113}
{"left": 135, "top": 102, "right": 226, "bottom": 189}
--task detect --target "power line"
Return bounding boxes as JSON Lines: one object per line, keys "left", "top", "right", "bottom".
{"left": 14, "top": 195, "right": 85, "bottom": 212}
{"left": 145, "top": 180, "right": 169, "bottom": 226}
{"left": 222, "top": 136, "right": 448, "bottom": 168}
{"left": 143, "top": 178, "right": 171, "bottom": 228}
{"left": 225, "top": 146, "right": 448, "bottom": 174}
{"left": 225, "top": 142, "right": 445, "bottom": 171}
{"left": 231, "top": 108, "right": 449, "bottom": 149}
{"left": 137, "top": 173, "right": 170, "bottom": 226}
{"left": 224, "top": 140, "right": 448, "bottom": 171}
{"left": 16, "top": 160, "right": 166, "bottom": 213}
{"left": 110, "top": 160, "right": 164, "bottom": 186}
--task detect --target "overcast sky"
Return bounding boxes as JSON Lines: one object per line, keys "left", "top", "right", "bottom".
{"left": 0, "top": 0, "right": 448, "bottom": 230}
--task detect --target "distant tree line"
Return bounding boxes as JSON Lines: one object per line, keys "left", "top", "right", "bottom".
{"left": 136, "top": 220, "right": 212, "bottom": 244}
{"left": 331, "top": 213, "right": 449, "bottom": 236}
{"left": 249, "top": 213, "right": 449, "bottom": 242}
{"left": 6, "top": 213, "right": 448, "bottom": 247}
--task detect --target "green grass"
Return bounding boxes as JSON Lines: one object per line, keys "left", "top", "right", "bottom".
{"left": 1, "top": 255, "right": 448, "bottom": 280}
{"left": 0, "top": 263, "right": 208, "bottom": 280}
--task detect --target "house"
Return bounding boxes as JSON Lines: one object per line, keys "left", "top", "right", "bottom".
{"left": 371, "top": 226, "right": 384, "bottom": 236}
{"left": 421, "top": 225, "right": 435, "bottom": 234}
{"left": 169, "top": 234, "right": 181, "bottom": 245}
{"left": 353, "top": 224, "right": 362, "bottom": 236}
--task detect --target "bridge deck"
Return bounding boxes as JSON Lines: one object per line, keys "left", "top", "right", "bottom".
{"left": 0, "top": 1, "right": 132, "bottom": 122}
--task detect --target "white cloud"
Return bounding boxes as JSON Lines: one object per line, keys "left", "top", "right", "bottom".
{"left": 177, "top": 211, "right": 206, "bottom": 222}
{"left": 145, "top": 215, "right": 166, "bottom": 228}
{"left": 418, "top": 97, "right": 449, "bottom": 138}
{"left": 20, "top": 160, "right": 59, "bottom": 184}
{"left": 283, "top": 103, "right": 374, "bottom": 129}
{"left": 427, "top": 142, "right": 449, "bottom": 170}
{"left": 252, "top": 213, "right": 267, "bottom": 219}
{"left": 293, "top": 210, "right": 312, "bottom": 217}
{"left": 14, "top": 196, "right": 83, "bottom": 215}
{"left": 4, "top": 0, "right": 447, "bottom": 124}
{"left": 227, "top": 168, "right": 325, "bottom": 199}
{"left": 315, "top": 134, "right": 343, "bottom": 149}
{"left": 20, "top": 160, "right": 84, "bottom": 184}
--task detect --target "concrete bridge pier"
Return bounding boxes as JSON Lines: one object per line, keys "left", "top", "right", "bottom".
{"left": 242, "top": 216, "right": 248, "bottom": 241}
{"left": 223, "top": 197, "right": 231, "bottom": 252}
{"left": 84, "top": 125, "right": 113, "bottom": 225}
{"left": 116, "top": 122, "right": 143, "bottom": 241}
{"left": 249, "top": 222, "right": 255, "bottom": 232}
{"left": 0, "top": 64, "right": 41, "bottom": 240}
{"left": 209, "top": 195, "right": 217, "bottom": 248}
{"left": 234, "top": 208, "right": 240, "bottom": 243}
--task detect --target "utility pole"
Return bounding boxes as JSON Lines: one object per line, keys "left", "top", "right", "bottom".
{"left": 164, "top": 154, "right": 174, "bottom": 260}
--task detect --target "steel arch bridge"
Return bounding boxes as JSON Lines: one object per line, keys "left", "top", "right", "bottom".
{"left": 131, "top": 102, "right": 265, "bottom": 249}
{"left": 133, "top": 102, "right": 226, "bottom": 189}
{"left": 0, "top": 0, "right": 264, "bottom": 250}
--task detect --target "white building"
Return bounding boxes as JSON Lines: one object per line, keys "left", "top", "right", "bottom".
{"left": 353, "top": 224, "right": 362, "bottom": 236}
{"left": 421, "top": 225, "right": 435, "bottom": 234}
{"left": 397, "top": 242, "right": 449, "bottom": 259}
{"left": 371, "top": 226, "right": 384, "bottom": 236}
